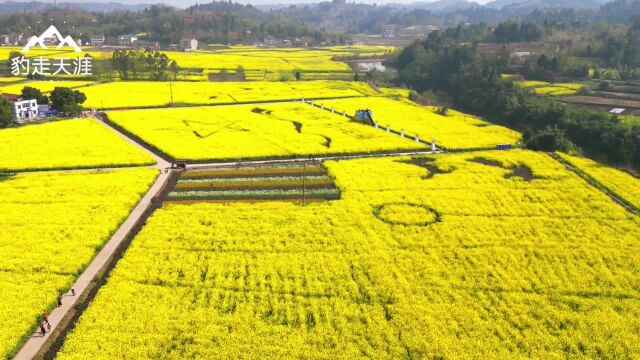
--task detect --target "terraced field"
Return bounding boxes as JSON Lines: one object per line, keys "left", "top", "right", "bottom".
{"left": 557, "top": 152, "right": 640, "bottom": 211}
{"left": 163, "top": 50, "right": 352, "bottom": 72}
{"left": 0, "top": 168, "right": 157, "bottom": 359}
{"left": 2, "top": 45, "right": 638, "bottom": 360}
{"left": 0, "top": 81, "right": 95, "bottom": 95}
{"left": 0, "top": 119, "right": 154, "bottom": 172}
{"left": 516, "top": 81, "right": 585, "bottom": 96}
{"left": 0, "top": 77, "right": 26, "bottom": 84}
{"left": 81, "top": 81, "right": 379, "bottom": 109}
{"left": 107, "top": 103, "right": 424, "bottom": 161}
{"left": 168, "top": 163, "right": 340, "bottom": 202}
{"left": 317, "top": 97, "right": 521, "bottom": 150}
{"left": 56, "top": 150, "right": 640, "bottom": 359}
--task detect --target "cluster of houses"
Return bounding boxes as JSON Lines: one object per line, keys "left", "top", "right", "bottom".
{"left": 1, "top": 94, "right": 57, "bottom": 124}
{"left": 88, "top": 35, "right": 198, "bottom": 51}
{"left": 0, "top": 32, "right": 199, "bottom": 52}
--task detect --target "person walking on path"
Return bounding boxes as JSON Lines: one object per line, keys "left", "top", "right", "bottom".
{"left": 43, "top": 312, "right": 51, "bottom": 330}
{"left": 39, "top": 322, "right": 46, "bottom": 337}
{"left": 57, "top": 295, "right": 62, "bottom": 307}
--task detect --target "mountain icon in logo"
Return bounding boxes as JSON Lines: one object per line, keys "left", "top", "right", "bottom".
{"left": 22, "top": 25, "right": 82, "bottom": 53}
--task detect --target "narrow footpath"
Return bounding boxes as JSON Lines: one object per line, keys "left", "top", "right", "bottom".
{"left": 13, "top": 119, "right": 172, "bottom": 360}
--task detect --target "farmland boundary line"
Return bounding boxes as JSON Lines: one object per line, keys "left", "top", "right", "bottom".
{"left": 301, "top": 99, "right": 446, "bottom": 151}
{"left": 184, "top": 150, "right": 445, "bottom": 171}
{"left": 14, "top": 169, "right": 174, "bottom": 360}
{"left": 550, "top": 153, "right": 639, "bottom": 215}
{"left": 94, "top": 113, "right": 174, "bottom": 165}
{"left": 13, "top": 116, "right": 175, "bottom": 360}
{"left": 34, "top": 171, "right": 180, "bottom": 360}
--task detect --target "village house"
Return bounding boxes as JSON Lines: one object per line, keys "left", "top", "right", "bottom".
{"left": 511, "top": 51, "right": 532, "bottom": 60}
{"left": 180, "top": 38, "right": 198, "bottom": 51}
{"left": 2, "top": 94, "right": 39, "bottom": 123}
{"left": 1, "top": 34, "right": 23, "bottom": 46}
{"left": 90, "top": 35, "right": 106, "bottom": 47}
{"left": 292, "top": 36, "right": 313, "bottom": 47}
{"left": 135, "top": 40, "right": 160, "bottom": 50}
{"left": 13, "top": 99, "right": 39, "bottom": 123}
{"left": 118, "top": 35, "right": 138, "bottom": 47}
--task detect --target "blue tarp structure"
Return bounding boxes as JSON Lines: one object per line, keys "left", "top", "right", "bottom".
{"left": 39, "top": 109, "right": 59, "bottom": 117}
{"left": 355, "top": 110, "right": 374, "bottom": 124}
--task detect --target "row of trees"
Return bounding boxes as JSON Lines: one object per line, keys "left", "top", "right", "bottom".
{"left": 111, "top": 50, "right": 178, "bottom": 81}
{"left": 0, "top": 3, "right": 343, "bottom": 47}
{"left": 391, "top": 36, "right": 640, "bottom": 168}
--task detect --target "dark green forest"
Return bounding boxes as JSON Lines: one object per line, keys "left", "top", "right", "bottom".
{"left": 392, "top": 31, "right": 640, "bottom": 168}
{"left": 0, "top": 3, "right": 345, "bottom": 45}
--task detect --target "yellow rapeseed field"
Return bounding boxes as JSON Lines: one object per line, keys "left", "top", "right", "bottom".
{"left": 0, "top": 77, "right": 26, "bottom": 84}
{"left": 0, "top": 81, "right": 94, "bottom": 95}
{"left": 0, "top": 47, "right": 76, "bottom": 60}
{"left": 82, "top": 80, "right": 378, "bottom": 109}
{"left": 557, "top": 152, "right": 640, "bottom": 210}
{"left": 56, "top": 150, "right": 640, "bottom": 359}
{"left": 318, "top": 97, "right": 521, "bottom": 150}
{"left": 0, "top": 120, "right": 155, "bottom": 171}
{"left": 516, "top": 81, "right": 584, "bottom": 96}
{"left": 0, "top": 168, "right": 157, "bottom": 359}
{"left": 163, "top": 50, "right": 351, "bottom": 72}
{"left": 107, "top": 103, "right": 424, "bottom": 160}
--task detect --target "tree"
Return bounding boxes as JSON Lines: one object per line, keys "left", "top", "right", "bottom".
{"left": 392, "top": 33, "right": 640, "bottom": 168}
{"left": 50, "top": 88, "right": 87, "bottom": 116}
{"left": 524, "top": 126, "right": 576, "bottom": 153}
{"left": 8, "top": 51, "right": 22, "bottom": 62}
{"left": 0, "top": 97, "right": 14, "bottom": 128}
{"left": 21, "top": 87, "right": 48, "bottom": 105}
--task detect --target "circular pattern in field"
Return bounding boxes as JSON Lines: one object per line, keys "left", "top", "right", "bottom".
{"left": 374, "top": 203, "right": 441, "bottom": 226}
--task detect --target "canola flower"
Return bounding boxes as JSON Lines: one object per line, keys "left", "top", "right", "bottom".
{"left": 0, "top": 81, "right": 94, "bottom": 95}
{"left": 107, "top": 103, "right": 424, "bottom": 161}
{"left": 82, "top": 80, "right": 378, "bottom": 109}
{"left": 516, "top": 81, "right": 584, "bottom": 97}
{"left": 161, "top": 49, "right": 352, "bottom": 72}
{"left": 57, "top": 150, "right": 640, "bottom": 359}
{"left": 0, "top": 168, "right": 157, "bottom": 359}
{"left": 557, "top": 152, "right": 640, "bottom": 211}
{"left": 0, "top": 119, "right": 155, "bottom": 172}
{"left": 0, "top": 77, "right": 26, "bottom": 84}
{"left": 318, "top": 97, "right": 521, "bottom": 150}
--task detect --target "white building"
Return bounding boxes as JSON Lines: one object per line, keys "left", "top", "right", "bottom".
{"left": 180, "top": 38, "right": 198, "bottom": 51}
{"left": 118, "top": 35, "right": 138, "bottom": 47}
{"left": 90, "top": 35, "right": 106, "bottom": 47}
{"left": 12, "top": 99, "right": 39, "bottom": 123}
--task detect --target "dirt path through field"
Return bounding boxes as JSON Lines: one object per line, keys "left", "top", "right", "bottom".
{"left": 13, "top": 120, "right": 172, "bottom": 360}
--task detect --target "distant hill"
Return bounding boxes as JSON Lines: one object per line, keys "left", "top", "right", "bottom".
{"left": 486, "top": 0, "right": 607, "bottom": 10}
{"left": 403, "top": 0, "right": 481, "bottom": 12}
{"left": 0, "top": 1, "right": 151, "bottom": 14}
{"left": 598, "top": 0, "right": 640, "bottom": 22}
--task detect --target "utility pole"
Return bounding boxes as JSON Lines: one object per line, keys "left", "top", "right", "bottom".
{"left": 169, "top": 81, "right": 174, "bottom": 107}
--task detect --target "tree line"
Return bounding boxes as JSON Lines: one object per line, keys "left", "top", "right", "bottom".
{"left": 391, "top": 35, "right": 640, "bottom": 168}
{"left": 110, "top": 50, "right": 178, "bottom": 81}
{"left": 0, "top": 3, "right": 344, "bottom": 46}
